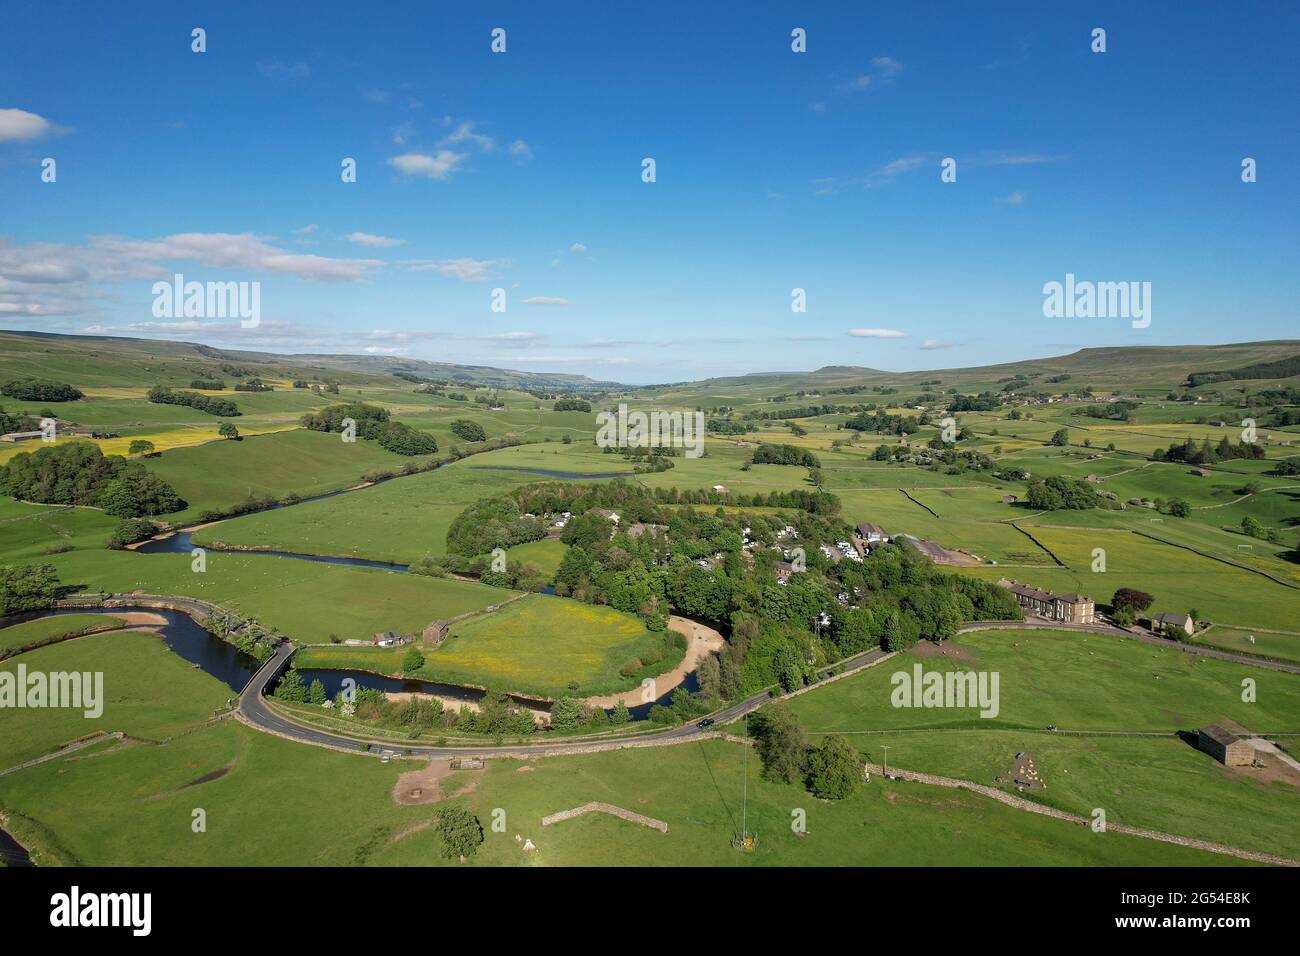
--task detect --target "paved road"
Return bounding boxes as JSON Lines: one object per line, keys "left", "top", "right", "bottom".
{"left": 236, "top": 642, "right": 890, "bottom": 759}
{"left": 237, "top": 614, "right": 1297, "bottom": 759}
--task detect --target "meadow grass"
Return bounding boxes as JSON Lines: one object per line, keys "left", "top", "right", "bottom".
{"left": 0, "top": 721, "right": 1247, "bottom": 866}
{"left": 0, "top": 629, "right": 231, "bottom": 768}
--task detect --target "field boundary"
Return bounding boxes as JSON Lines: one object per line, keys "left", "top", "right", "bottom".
{"left": 865, "top": 762, "right": 1298, "bottom": 867}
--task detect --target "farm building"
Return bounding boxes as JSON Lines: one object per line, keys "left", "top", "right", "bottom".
{"left": 1151, "top": 612, "right": 1194, "bottom": 637}
{"left": 0, "top": 431, "right": 44, "bottom": 442}
{"left": 1196, "top": 725, "right": 1253, "bottom": 766}
{"left": 855, "top": 522, "right": 889, "bottom": 545}
{"left": 589, "top": 507, "right": 620, "bottom": 525}
{"left": 996, "top": 579, "right": 1095, "bottom": 624}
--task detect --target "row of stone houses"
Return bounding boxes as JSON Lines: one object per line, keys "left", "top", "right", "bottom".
{"left": 996, "top": 578, "right": 1096, "bottom": 624}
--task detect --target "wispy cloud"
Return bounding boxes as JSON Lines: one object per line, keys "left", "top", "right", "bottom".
{"left": 919, "top": 339, "right": 954, "bottom": 350}
{"left": 848, "top": 328, "right": 907, "bottom": 339}
{"left": 342, "top": 231, "right": 405, "bottom": 248}
{"left": 835, "top": 56, "right": 903, "bottom": 94}
{"left": 425, "top": 258, "right": 503, "bottom": 283}
{"left": 388, "top": 150, "right": 466, "bottom": 180}
{"left": 996, "top": 190, "right": 1027, "bottom": 206}
{"left": 522, "top": 296, "right": 572, "bottom": 306}
{"left": 257, "top": 60, "right": 310, "bottom": 80}
{"left": 442, "top": 121, "right": 495, "bottom": 152}
{"left": 508, "top": 139, "right": 533, "bottom": 162}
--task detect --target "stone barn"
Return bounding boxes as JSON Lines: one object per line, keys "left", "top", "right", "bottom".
{"left": 1197, "top": 725, "right": 1253, "bottom": 766}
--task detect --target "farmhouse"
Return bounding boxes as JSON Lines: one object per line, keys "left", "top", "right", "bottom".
{"left": 589, "top": 507, "right": 620, "bottom": 525}
{"left": 1151, "top": 611, "right": 1194, "bottom": 637}
{"left": 625, "top": 521, "right": 667, "bottom": 540}
{"left": 1196, "top": 725, "right": 1253, "bottom": 766}
{"left": 996, "top": 578, "right": 1096, "bottom": 624}
{"left": 774, "top": 561, "right": 796, "bottom": 585}
{"left": 855, "top": 522, "right": 889, "bottom": 545}
{"left": 0, "top": 430, "right": 44, "bottom": 442}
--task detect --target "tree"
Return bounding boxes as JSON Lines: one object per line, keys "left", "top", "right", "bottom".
{"left": 611, "top": 700, "right": 632, "bottom": 724}
{"left": 1111, "top": 588, "right": 1154, "bottom": 615}
{"left": 805, "top": 734, "right": 860, "bottom": 800}
{"left": 1167, "top": 498, "right": 1191, "bottom": 518}
{"left": 750, "top": 704, "right": 807, "bottom": 784}
{"left": 127, "top": 439, "right": 155, "bottom": 457}
{"left": 218, "top": 422, "right": 240, "bottom": 440}
{"left": 400, "top": 648, "right": 425, "bottom": 673}
{"left": 308, "top": 680, "right": 327, "bottom": 705}
{"left": 450, "top": 419, "right": 487, "bottom": 442}
{"left": 433, "top": 805, "right": 484, "bottom": 861}
{"left": 0, "top": 563, "right": 60, "bottom": 614}
{"left": 1241, "top": 516, "right": 1265, "bottom": 538}
{"left": 1050, "top": 428, "right": 1069, "bottom": 446}
{"left": 549, "top": 696, "right": 587, "bottom": 729}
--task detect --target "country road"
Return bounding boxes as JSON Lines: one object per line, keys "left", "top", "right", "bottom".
{"left": 236, "top": 642, "right": 892, "bottom": 759}
{"left": 237, "top": 614, "right": 1299, "bottom": 759}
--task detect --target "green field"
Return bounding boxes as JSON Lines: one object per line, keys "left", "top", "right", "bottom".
{"left": 507, "top": 539, "right": 568, "bottom": 580}
{"left": 0, "top": 613, "right": 122, "bottom": 654}
{"left": 0, "top": 629, "right": 231, "bottom": 768}
{"left": 145, "top": 428, "right": 432, "bottom": 522}
{"left": 39, "top": 548, "right": 507, "bottom": 643}
{"left": 0, "top": 721, "right": 1246, "bottom": 867}
{"left": 298, "top": 594, "right": 670, "bottom": 698}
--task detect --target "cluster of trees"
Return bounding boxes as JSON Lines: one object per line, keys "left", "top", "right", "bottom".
{"left": 843, "top": 409, "right": 923, "bottom": 436}
{"left": 1084, "top": 401, "right": 1139, "bottom": 421}
{"left": 449, "top": 418, "right": 487, "bottom": 442}
{"left": 1154, "top": 436, "right": 1266, "bottom": 465}
{"left": 0, "top": 406, "right": 39, "bottom": 434}
{"left": 0, "top": 442, "right": 186, "bottom": 516}
{"left": 106, "top": 517, "right": 161, "bottom": 549}
{"left": 1110, "top": 587, "right": 1153, "bottom": 626}
{"left": 147, "top": 385, "right": 240, "bottom": 417}
{"left": 1024, "top": 475, "right": 1102, "bottom": 511}
{"left": 948, "top": 392, "right": 1002, "bottom": 412}
{"left": 752, "top": 444, "right": 821, "bottom": 468}
{"left": 300, "top": 403, "right": 439, "bottom": 456}
{"left": 1186, "top": 354, "right": 1300, "bottom": 388}
{"left": 553, "top": 398, "right": 591, "bottom": 412}
{"left": 705, "top": 418, "right": 751, "bottom": 435}
{"left": 0, "top": 563, "right": 61, "bottom": 615}
{"left": 277, "top": 679, "right": 540, "bottom": 740}
{"left": 1, "top": 380, "right": 84, "bottom": 402}
{"left": 752, "top": 705, "right": 861, "bottom": 799}
{"left": 189, "top": 378, "right": 224, "bottom": 389}
{"left": 233, "top": 379, "right": 273, "bottom": 392}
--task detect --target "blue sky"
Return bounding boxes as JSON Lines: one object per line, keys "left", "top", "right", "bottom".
{"left": 2, "top": 1, "right": 1297, "bottom": 384}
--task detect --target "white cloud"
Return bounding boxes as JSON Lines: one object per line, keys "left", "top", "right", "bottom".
{"left": 848, "top": 328, "right": 907, "bottom": 339}
{"left": 522, "top": 296, "right": 572, "bottom": 306}
{"left": 836, "top": 56, "right": 903, "bottom": 94}
{"left": 388, "top": 150, "right": 466, "bottom": 180}
{"left": 508, "top": 139, "right": 534, "bottom": 161}
{"left": 443, "top": 122, "right": 494, "bottom": 152}
{"left": 343, "top": 231, "right": 405, "bottom": 248}
{"left": 361, "top": 88, "right": 391, "bottom": 104}
{"left": 569, "top": 242, "right": 587, "bottom": 254}
{"left": 258, "top": 60, "right": 310, "bottom": 80}
{"left": 0, "top": 108, "right": 60, "bottom": 142}
{"left": 363, "top": 345, "right": 408, "bottom": 355}
{"left": 292, "top": 224, "right": 319, "bottom": 235}
{"left": 919, "top": 339, "right": 954, "bottom": 350}
{"left": 997, "top": 190, "right": 1027, "bottom": 205}
{"left": 430, "top": 258, "right": 502, "bottom": 283}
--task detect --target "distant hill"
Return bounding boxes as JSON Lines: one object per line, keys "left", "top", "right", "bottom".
{"left": 0, "top": 330, "right": 622, "bottom": 391}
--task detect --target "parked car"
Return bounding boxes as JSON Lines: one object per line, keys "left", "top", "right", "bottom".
{"left": 697, "top": 717, "right": 716, "bottom": 729}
